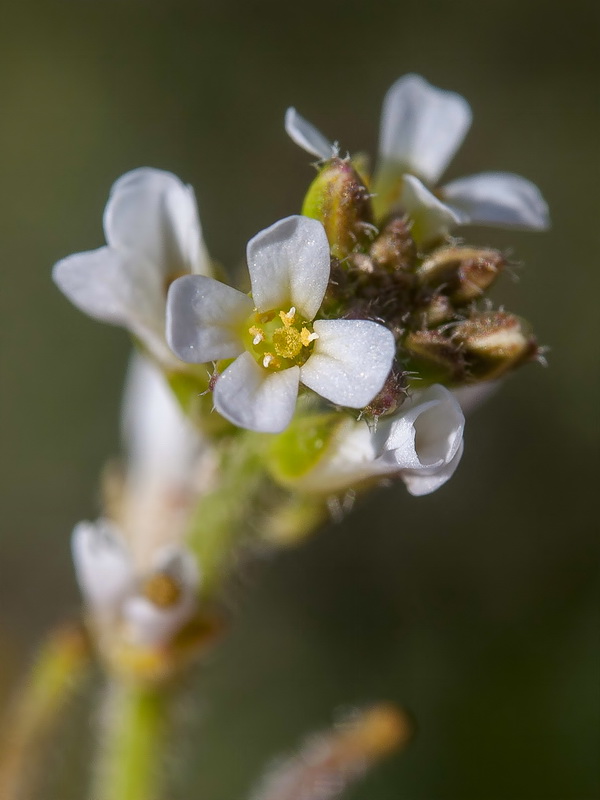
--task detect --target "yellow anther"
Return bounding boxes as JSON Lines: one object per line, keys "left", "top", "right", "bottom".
{"left": 279, "top": 306, "right": 297, "bottom": 327}
{"left": 263, "top": 352, "right": 275, "bottom": 368}
{"left": 142, "top": 573, "right": 182, "bottom": 608}
{"left": 300, "top": 327, "right": 319, "bottom": 347}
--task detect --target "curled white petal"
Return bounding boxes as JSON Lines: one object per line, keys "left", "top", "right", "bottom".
{"left": 214, "top": 352, "right": 300, "bottom": 433}
{"left": 246, "top": 216, "right": 331, "bottom": 320}
{"left": 103, "top": 167, "right": 210, "bottom": 276}
{"left": 401, "top": 441, "right": 464, "bottom": 496}
{"left": 376, "top": 385, "right": 465, "bottom": 495}
{"left": 166, "top": 274, "right": 252, "bottom": 363}
{"left": 301, "top": 319, "right": 395, "bottom": 409}
{"left": 71, "top": 520, "right": 133, "bottom": 613}
{"left": 378, "top": 74, "right": 472, "bottom": 184}
{"left": 441, "top": 172, "right": 550, "bottom": 230}
{"left": 400, "top": 174, "right": 461, "bottom": 244}
{"left": 121, "top": 353, "right": 204, "bottom": 491}
{"left": 285, "top": 107, "right": 336, "bottom": 161}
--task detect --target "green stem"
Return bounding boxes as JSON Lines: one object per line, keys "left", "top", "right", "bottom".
{"left": 189, "top": 431, "right": 269, "bottom": 597}
{"left": 0, "top": 621, "right": 90, "bottom": 800}
{"left": 95, "top": 681, "right": 169, "bottom": 800}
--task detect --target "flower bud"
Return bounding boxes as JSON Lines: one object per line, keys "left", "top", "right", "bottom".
{"left": 416, "top": 246, "right": 505, "bottom": 304}
{"left": 404, "top": 330, "right": 466, "bottom": 382}
{"left": 302, "top": 157, "right": 374, "bottom": 259}
{"left": 363, "top": 365, "right": 407, "bottom": 418}
{"left": 421, "top": 294, "right": 455, "bottom": 327}
{"left": 369, "top": 216, "right": 417, "bottom": 273}
{"left": 452, "top": 311, "right": 537, "bottom": 379}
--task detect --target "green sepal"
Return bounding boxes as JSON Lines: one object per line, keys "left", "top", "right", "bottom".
{"left": 266, "top": 412, "right": 339, "bottom": 485}
{"left": 301, "top": 157, "right": 374, "bottom": 259}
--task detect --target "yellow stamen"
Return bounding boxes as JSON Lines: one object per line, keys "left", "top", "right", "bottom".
{"left": 249, "top": 325, "right": 264, "bottom": 345}
{"left": 300, "top": 327, "right": 319, "bottom": 347}
{"left": 279, "top": 306, "right": 296, "bottom": 327}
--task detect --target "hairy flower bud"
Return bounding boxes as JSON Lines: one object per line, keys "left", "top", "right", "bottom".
{"left": 404, "top": 329, "right": 466, "bottom": 382}
{"left": 416, "top": 246, "right": 505, "bottom": 304}
{"left": 302, "top": 157, "right": 374, "bottom": 259}
{"left": 452, "top": 311, "right": 537, "bottom": 379}
{"left": 369, "top": 216, "right": 417, "bottom": 272}
{"left": 363, "top": 364, "right": 407, "bottom": 418}
{"left": 421, "top": 294, "right": 455, "bottom": 327}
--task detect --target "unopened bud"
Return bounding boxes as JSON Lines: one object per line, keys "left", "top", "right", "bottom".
{"left": 452, "top": 311, "right": 537, "bottom": 379}
{"left": 421, "top": 294, "right": 455, "bottom": 327}
{"left": 416, "top": 246, "right": 504, "bottom": 304}
{"left": 302, "top": 157, "right": 374, "bottom": 259}
{"left": 369, "top": 216, "right": 417, "bottom": 273}
{"left": 404, "top": 330, "right": 466, "bottom": 382}
{"left": 364, "top": 365, "right": 407, "bottom": 418}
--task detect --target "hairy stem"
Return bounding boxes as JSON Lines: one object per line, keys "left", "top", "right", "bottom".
{"left": 0, "top": 621, "right": 90, "bottom": 800}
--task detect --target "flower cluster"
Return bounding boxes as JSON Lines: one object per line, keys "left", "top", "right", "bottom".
{"left": 53, "top": 74, "right": 548, "bottom": 662}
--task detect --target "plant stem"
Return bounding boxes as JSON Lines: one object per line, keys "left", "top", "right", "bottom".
{"left": 189, "top": 431, "right": 269, "bottom": 597}
{"left": 94, "top": 681, "right": 169, "bottom": 800}
{"left": 0, "top": 621, "right": 90, "bottom": 800}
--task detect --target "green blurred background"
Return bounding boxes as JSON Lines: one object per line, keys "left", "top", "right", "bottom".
{"left": 1, "top": 1, "right": 598, "bottom": 797}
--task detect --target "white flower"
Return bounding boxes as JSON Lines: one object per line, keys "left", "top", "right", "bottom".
{"left": 166, "top": 215, "right": 396, "bottom": 434}
{"left": 71, "top": 521, "right": 199, "bottom": 648}
{"left": 118, "top": 353, "right": 209, "bottom": 565}
{"left": 52, "top": 168, "right": 211, "bottom": 366}
{"left": 291, "top": 384, "right": 465, "bottom": 496}
{"left": 286, "top": 74, "right": 549, "bottom": 244}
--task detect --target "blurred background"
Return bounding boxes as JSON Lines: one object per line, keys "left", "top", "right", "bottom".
{"left": 1, "top": 0, "right": 598, "bottom": 797}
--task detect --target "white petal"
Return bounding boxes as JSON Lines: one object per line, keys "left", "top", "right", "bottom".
{"left": 401, "top": 441, "right": 464, "bottom": 496}
{"left": 401, "top": 174, "right": 460, "bottom": 244}
{"left": 284, "top": 107, "right": 336, "bottom": 161}
{"left": 52, "top": 245, "right": 177, "bottom": 364}
{"left": 246, "top": 216, "right": 331, "bottom": 320}
{"left": 53, "top": 246, "right": 155, "bottom": 326}
{"left": 150, "top": 545, "right": 201, "bottom": 592}
{"left": 104, "top": 167, "right": 210, "bottom": 276}
{"left": 122, "top": 546, "right": 199, "bottom": 647}
{"left": 378, "top": 74, "right": 472, "bottom": 184}
{"left": 121, "top": 354, "right": 204, "bottom": 490}
{"left": 71, "top": 520, "right": 133, "bottom": 613}
{"left": 214, "top": 353, "right": 300, "bottom": 433}
{"left": 379, "top": 385, "right": 464, "bottom": 469}
{"left": 166, "top": 274, "right": 251, "bottom": 363}
{"left": 300, "top": 319, "right": 395, "bottom": 408}
{"left": 441, "top": 172, "right": 550, "bottom": 230}
{"left": 292, "top": 418, "right": 380, "bottom": 494}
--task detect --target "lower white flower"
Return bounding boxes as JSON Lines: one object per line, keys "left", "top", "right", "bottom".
{"left": 52, "top": 168, "right": 211, "bottom": 366}
{"left": 292, "top": 384, "right": 465, "bottom": 496}
{"left": 72, "top": 521, "right": 199, "bottom": 648}
{"left": 166, "top": 215, "right": 396, "bottom": 433}
{"left": 286, "top": 74, "right": 549, "bottom": 244}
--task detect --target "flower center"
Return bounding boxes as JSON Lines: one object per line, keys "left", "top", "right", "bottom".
{"left": 142, "top": 573, "right": 182, "bottom": 608}
{"left": 243, "top": 306, "right": 319, "bottom": 370}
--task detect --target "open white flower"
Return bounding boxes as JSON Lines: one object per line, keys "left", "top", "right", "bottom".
{"left": 72, "top": 521, "right": 199, "bottom": 647}
{"left": 167, "top": 215, "right": 396, "bottom": 434}
{"left": 291, "top": 384, "right": 465, "bottom": 496}
{"left": 52, "top": 168, "right": 211, "bottom": 366}
{"left": 285, "top": 74, "right": 549, "bottom": 243}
